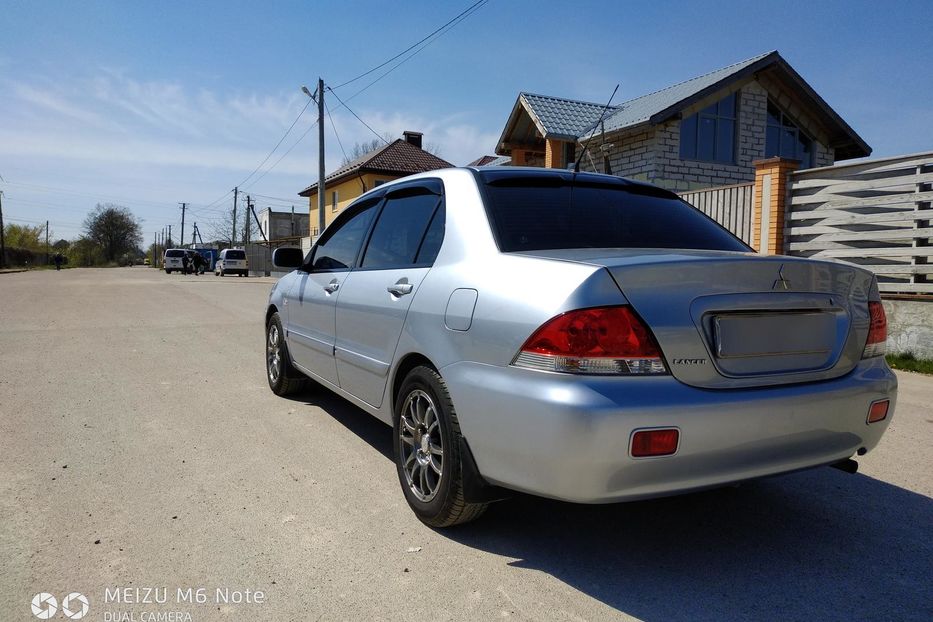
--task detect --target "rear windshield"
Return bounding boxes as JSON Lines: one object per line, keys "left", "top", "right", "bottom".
{"left": 165, "top": 250, "right": 185, "bottom": 258}
{"left": 224, "top": 250, "right": 246, "bottom": 260}
{"left": 481, "top": 177, "right": 749, "bottom": 253}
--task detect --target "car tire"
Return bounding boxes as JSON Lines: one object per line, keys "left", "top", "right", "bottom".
{"left": 394, "top": 366, "right": 488, "bottom": 527}
{"left": 165, "top": 269, "right": 171, "bottom": 274}
{"left": 266, "top": 313, "right": 308, "bottom": 396}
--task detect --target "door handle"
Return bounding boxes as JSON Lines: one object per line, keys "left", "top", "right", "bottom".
{"left": 387, "top": 279, "right": 413, "bottom": 296}
{"left": 323, "top": 279, "right": 340, "bottom": 293}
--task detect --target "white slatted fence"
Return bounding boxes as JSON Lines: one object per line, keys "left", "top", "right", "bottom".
{"left": 787, "top": 152, "right": 933, "bottom": 295}
{"left": 679, "top": 182, "right": 755, "bottom": 246}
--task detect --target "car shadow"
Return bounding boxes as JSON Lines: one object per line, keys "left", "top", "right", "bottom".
{"left": 290, "top": 390, "right": 933, "bottom": 621}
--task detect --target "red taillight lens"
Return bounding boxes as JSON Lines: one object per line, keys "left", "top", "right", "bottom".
{"left": 862, "top": 301, "right": 887, "bottom": 358}
{"left": 867, "top": 399, "right": 889, "bottom": 424}
{"left": 512, "top": 305, "right": 667, "bottom": 375}
{"left": 631, "top": 428, "right": 679, "bottom": 457}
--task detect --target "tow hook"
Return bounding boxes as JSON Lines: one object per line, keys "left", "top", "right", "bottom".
{"left": 830, "top": 458, "right": 859, "bottom": 474}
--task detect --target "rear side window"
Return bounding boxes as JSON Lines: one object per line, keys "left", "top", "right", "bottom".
{"left": 482, "top": 179, "right": 748, "bottom": 253}
{"left": 361, "top": 191, "right": 443, "bottom": 269}
{"left": 225, "top": 250, "right": 246, "bottom": 260}
{"left": 165, "top": 250, "right": 184, "bottom": 258}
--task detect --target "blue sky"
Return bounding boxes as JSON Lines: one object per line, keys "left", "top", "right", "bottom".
{"left": 0, "top": 0, "right": 930, "bottom": 241}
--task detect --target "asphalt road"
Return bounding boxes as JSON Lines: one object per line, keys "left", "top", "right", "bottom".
{"left": 1, "top": 267, "right": 931, "bottom": 622}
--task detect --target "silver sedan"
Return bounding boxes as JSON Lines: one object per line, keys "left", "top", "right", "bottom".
{"left": 265, "top": 167, "right": 896, "bottom": 526}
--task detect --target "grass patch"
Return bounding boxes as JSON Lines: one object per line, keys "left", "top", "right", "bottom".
{"left": 886, "top": 352, "right": 933, "bottom": 375}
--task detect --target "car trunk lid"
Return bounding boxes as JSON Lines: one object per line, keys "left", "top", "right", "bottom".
{"left": 516, "top": 249, "right": 875, "bottom": 389}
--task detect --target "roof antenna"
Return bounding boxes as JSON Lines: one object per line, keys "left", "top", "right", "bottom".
{"left": 574, "top": 84, "right": 619, "bottom": 173}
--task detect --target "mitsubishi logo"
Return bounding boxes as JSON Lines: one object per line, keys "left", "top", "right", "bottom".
{"left": 773, "top": 264, "right": 791, "bottom": 290}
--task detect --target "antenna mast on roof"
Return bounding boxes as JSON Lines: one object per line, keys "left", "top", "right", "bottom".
{"left": 574, "top": 84, "right": 619, "bottom": 173}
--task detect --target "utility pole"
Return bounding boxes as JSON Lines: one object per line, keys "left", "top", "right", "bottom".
{"left": 168, "top": 225, "right": 172, "bottom": 248}
{"left": 232, "top": 187, "right": 239, "bottom": 247}
{"left": 179, "top": 203, "right": 187, "bottom": 248}
{"left": 45, "top": 220, "right": 49, "bottom": 266}
{"left": 244, "top": 195, "right": 252, "bottom": 246}
{"left": 0, "top": 190, "right": 6, "bottom": 269}
{"left": 250, "top": 203, "right": 271, "bottom": 277}
{"left": 153, "top": 232, "right": 157, "bottom": 267}
{"left": 191, "top": 222, "right": 197, "bottom": 247}
{"left": 317, "top": 77, "right": 325, "bottom": 240}
{"left": 291, "top": 205, "right": 295, "bottom": 237}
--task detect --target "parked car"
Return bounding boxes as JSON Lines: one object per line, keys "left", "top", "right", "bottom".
{"left": 216, "top": 248, "right": 248, "bottom": 277}
{"left": 163, "top": 248, "right": 186, "bottom": 273}
{"left": 264, "top": 167, "right": 897, "bottom": 527}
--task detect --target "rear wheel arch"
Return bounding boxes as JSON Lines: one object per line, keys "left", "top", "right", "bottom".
{"left": 391, "top": 353, "right": 436, "bottom": 409}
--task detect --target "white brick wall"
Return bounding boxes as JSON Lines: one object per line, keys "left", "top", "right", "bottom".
{"left": 585, "top": 80, "right": 835, "bottom": 191}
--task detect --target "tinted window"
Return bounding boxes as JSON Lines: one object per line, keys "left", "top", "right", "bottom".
{"left": 680, "top": 92, "right": 736, "bottom": 163}
{"left": 165, "top": 250, "right": 184, "bottom": 258}
{"left": 361, "top": 191, "right": 441, "bottom": 269}
{"left": 483, "top": 180, "right": 748, "bottom": 253}
{"left": 225, "top": 250, "right": 246, "bottom": 260}
{"left": 415, "top": 205, "right": 445, "bottom": 265}
{"left": 310, "top": 201, "right": 378, "bottom": 271}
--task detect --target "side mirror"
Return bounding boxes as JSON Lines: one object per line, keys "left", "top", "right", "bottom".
{"left": 272, "top": 247, "right": 304, "bottom": 270}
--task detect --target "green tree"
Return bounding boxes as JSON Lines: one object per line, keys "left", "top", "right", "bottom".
{"left": 83, "top": 203, "right": 142, "bottom": 263}
{"left": 4, "top": 223, "right": 44, "bottom": 250}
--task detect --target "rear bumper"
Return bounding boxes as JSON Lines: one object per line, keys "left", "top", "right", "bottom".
{"left": 441, "top": 357, "right": 897, "bottom": 503}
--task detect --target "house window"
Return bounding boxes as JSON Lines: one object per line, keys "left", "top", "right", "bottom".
{"left": 765, "top": 101, "right": 813, "bottom": 168}
{"left": 374, "top": 179, "right": 387, "bottom": 187}
{"left": 679, "top": 92, "right": 736, "bottom": 164}
{"left": 331, "top": 190, "right": 339, "bottom": 212}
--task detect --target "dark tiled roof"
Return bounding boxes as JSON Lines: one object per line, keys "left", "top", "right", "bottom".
{"left": 299, "top": 139, "right": 452, "bottom": 196}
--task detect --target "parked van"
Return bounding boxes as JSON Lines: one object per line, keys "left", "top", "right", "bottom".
{"left": 163, "top": 249, "right": 187, "bottom": 274}
{"left": 215, "top": 248, "right": 249, "bottom": 277}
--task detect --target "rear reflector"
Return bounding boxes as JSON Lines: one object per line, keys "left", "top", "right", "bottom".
{"left": 867, "top": 399, "right": 889, "bottom": 424}
{"left": 512, "top": 305, "right": 667, "bottom": 375}
{"left": 631, "top": 428, "right": 679, "bottom": 457}
{"left": 862, "top": 301, "right": 887, "bottom": 358}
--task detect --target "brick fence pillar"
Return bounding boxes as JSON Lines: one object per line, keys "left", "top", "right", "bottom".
{"left": 545, "top": 139, "right": 564, "bottom": 169}
{"left": 752, "top": 157, "right": 799, "bottom": 254}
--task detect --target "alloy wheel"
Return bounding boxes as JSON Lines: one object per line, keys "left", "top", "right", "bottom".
{"left": 399, "top": 389, "right": 444, "bottom": 502}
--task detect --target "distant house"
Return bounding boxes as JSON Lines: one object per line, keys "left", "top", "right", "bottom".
{"left": 494, "top": 51, "right": 871, "bottom": 192}
{"left": 257, "top": 207, "right": 309, "bottom": 241}
{"left": 467, "top": 154, "right": 511, "bottom": 167}
{"left": 299, "top": 131, "right": 451, "bottom": 236}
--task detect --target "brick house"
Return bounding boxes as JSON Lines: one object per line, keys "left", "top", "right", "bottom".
{"left": 494, "top": 51, "right": 871, "bottom": 192}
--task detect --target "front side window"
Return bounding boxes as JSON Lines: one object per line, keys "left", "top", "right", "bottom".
{"left": 361, "top": 189, "right": 443, "bottom": 269}
{"left": 310, "top": 199, "right": 379, "bottom": 271}
{"left": 765, "top": 101, "right": 813, "bottom": 168}
{"left": 680, "top": 93, "right": 736, "bottom": 164}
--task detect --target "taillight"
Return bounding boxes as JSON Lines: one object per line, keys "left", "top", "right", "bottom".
{"left": 862, "top": 301, "right": 887, "bottom": 358}
{"left": 512, "top": 305, "right": 668, "bottom": 375}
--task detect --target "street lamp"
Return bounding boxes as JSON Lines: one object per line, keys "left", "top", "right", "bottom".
{"left": 302, "top": 81, "right": 325, "bottom": 241}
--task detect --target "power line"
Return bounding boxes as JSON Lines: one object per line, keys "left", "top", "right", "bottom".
{"left": 330, "top": 0, "right": 488, "bottom": 90}
{"left": 238, "top": 4, "right": 486, "bottom": 193}
{"left": 233, "top": 97, "right": 314, "bottom": 189}
{"left": 240, "top": 118, "right": 320, "bottom": 191}
{"left": 324, "top": 100, "right": 350, "bottom": 165}
{"left": 326, "top": 87, "right": 390, "bottom": 146}
{"left": 336, "top": 1, "right": 489, "bottom": 107}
